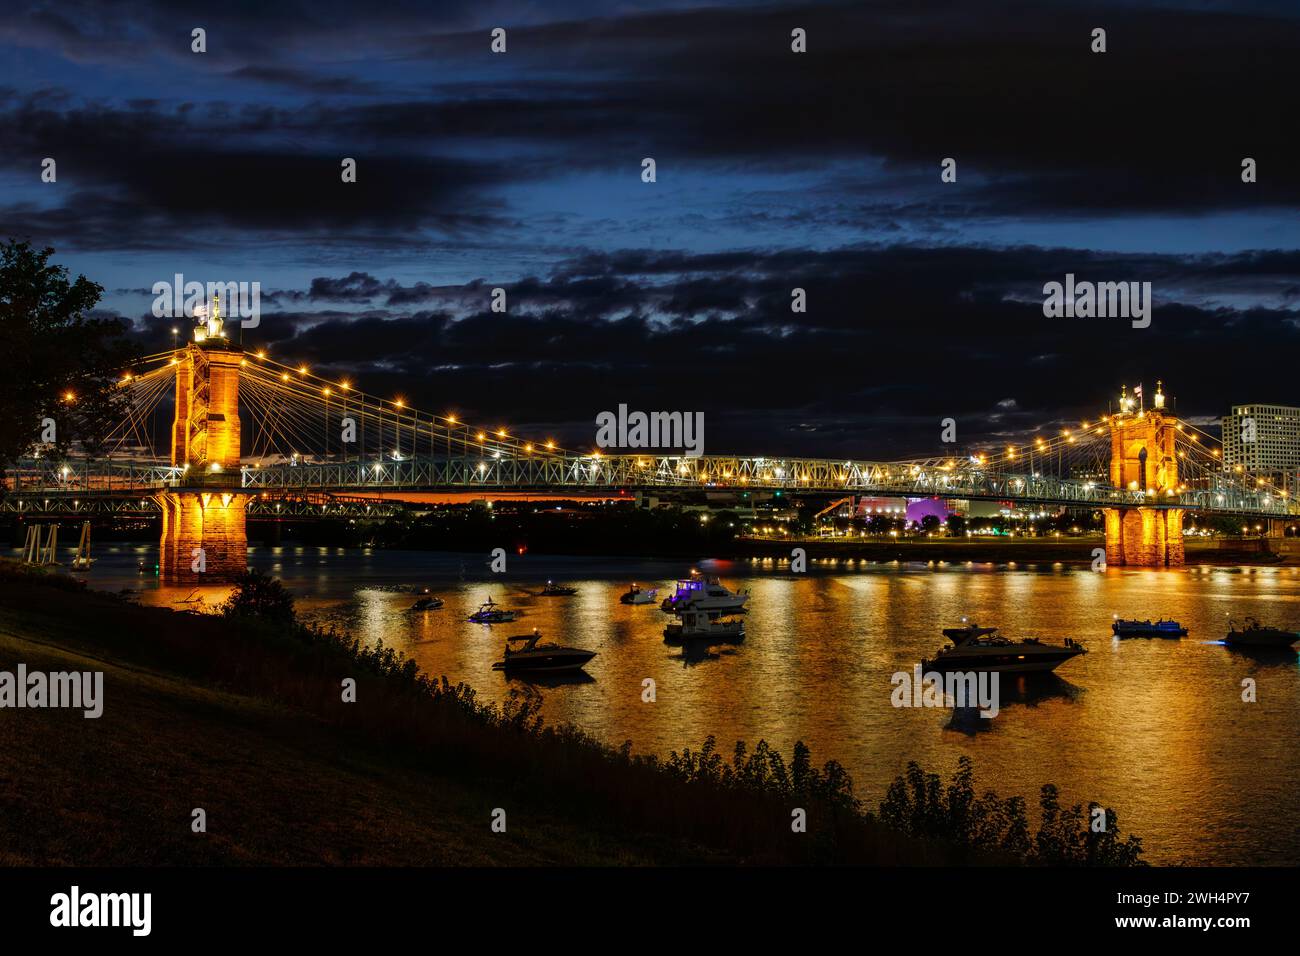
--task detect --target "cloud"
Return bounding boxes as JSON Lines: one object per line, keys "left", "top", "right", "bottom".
{"left": 105, "top": 243, "right": 1297, "bottom": 457}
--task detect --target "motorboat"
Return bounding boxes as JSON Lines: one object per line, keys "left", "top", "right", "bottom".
{"left": 660, "top": 572, "right": 748, "bottom": 614}
{"left": 664, "top": 609, "right": 746, "bottom": 644}
{"left": 1112, "top": 617, "right": 1186, "bottom": 638}
{"left": 1224, "top": 617, "right": 1299, "bottom": 648}
{"left": 467, "top": 597, "right": 517, "bottom": 624}
{"left": 409, "top": 596, "right": 444, "bottom": 611}
{"left": 539, "top": 580, "right": 578, "bottom": 596}
{"left": 492, "top": 630, "right": 596, "bottom": 673}
{"left": 923, "top": 632, "right": 1086, "bottom": 674}
{"left": 942, "top": 620, "right": 999, "bottom": 644}
{"left": 620, "top": 583, "right": 658, "bottom": 605}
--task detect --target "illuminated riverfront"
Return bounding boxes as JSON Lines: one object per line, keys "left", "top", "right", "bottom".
{"left": 5, "top": 0, "right": 1300, "bottom": 928}
{"left": 57, "top": 544, "right": 1300, "bottom": 866}
{"left": 5, "top": 333, "right": 1296, "bottom": 580}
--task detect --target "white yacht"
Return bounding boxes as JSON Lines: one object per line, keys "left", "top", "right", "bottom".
{"left": 663, "top": 609, "right": 746, "bottom": 644}
{"left": 660, "top": 572, "right": 748, "bottom": 614}
{"left": 619, "top": 583, "right": 658, "bottom": 605}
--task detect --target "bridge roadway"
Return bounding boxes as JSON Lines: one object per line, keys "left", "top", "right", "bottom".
{"left": 4, "top": 453, "right": 1296, "bottom": 518}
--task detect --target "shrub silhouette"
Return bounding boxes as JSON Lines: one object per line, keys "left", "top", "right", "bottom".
{"left": 879, "top": 756, "right": 1145, "bottom": 865}
{"left": 218, "top": 568, "right": 297, "bottom": 626}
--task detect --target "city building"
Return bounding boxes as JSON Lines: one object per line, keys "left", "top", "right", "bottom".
{"left": 1222, "top": 403, "right": 1300, "bottom": 496}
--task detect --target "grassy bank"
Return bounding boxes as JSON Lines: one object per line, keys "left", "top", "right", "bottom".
{"left": 0, "top": 561, "right": 1144, "bottom": 866}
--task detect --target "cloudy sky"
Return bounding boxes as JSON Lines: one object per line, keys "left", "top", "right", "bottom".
{"left": 3, "top": 0, "right": 1299, "bottom": 458}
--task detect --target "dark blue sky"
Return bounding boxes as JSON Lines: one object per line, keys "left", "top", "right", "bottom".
{"left": 3, "top": 0, "right": 1299, "bottom": 457}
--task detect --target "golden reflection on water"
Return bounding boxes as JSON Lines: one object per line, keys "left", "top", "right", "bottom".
{"left": 67, "top": 545, "right": 1300, "bottom": 865}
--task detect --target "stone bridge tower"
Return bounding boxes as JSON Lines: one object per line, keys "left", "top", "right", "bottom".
{"left": 1104, "top": 382, "right": 1184, "bottom": 567}
{"left": 160, "top": 299, "right": 248, "bottom": 583}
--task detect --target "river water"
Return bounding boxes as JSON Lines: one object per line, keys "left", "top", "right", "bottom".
{"left": 28, "top": 543, "right": 1300, "bottom": 865}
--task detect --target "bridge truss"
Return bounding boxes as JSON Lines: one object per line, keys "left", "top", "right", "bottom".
{"left": 5, "top": 348, "right": 1297, "bottom": 520}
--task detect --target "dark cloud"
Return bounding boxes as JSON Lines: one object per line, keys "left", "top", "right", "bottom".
{"left": 5, "top": 0, "right": 1299, "bottom": 457}
{"left": 224, "top": 66, "right": 382, "bottom": 96}
{"left": 151, "top": 244, "right": 1297, "bottom": 458}
{"left": 5, "top": 0, "right": 1300, "bottom": 254}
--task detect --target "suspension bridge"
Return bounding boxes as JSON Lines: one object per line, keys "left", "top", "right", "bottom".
{"left": 3, "top": 305, "right": 1296, "bottom": 580}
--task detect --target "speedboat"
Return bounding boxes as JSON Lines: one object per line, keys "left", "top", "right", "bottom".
{"left": 1224, "top": 618, "right": 1299, "bottom": 648}
{"left": 942, "top": 620, "right": 999, "bottom": 644}
{"left": 660, "top": 572, "right": 748, "bottom": 614}
{"left": 923, "top": 631, "right": 1086, "bottom": 674}
{"left": 1112, "top": 617, "right": 1186, "bottom": 638}
{"left": 492, "top": 630, "right": 596, "bottom": 673}
{"left": 467, "top": 597, "right": 517, "bottom": 624}
{"left": 664, "top": 609, "right": 745, "bottom": 644}
{"left": 409, "top": 596, "right": 444, "bottom": 611}
{"left": 539, "top": 580, "right": 578, "bottom": 596}
{"left": 620, "top": 583, "right": 658, "bottom": 605}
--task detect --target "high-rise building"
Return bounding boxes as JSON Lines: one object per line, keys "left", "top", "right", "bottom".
{"left": 1222, "top": 403, "right": 1300, "bottom": 496}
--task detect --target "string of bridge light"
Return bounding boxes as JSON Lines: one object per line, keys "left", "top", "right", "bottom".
{"left": 957, "top": 405, "right": 1289, "bottom": 505}
{"left": 98, "top": 352, "right": 1295, "bottom": 505}
{"left": 234, "top": 348, "right": 580, "bottom": 462}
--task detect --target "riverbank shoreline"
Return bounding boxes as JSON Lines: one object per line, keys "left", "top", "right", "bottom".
{"left": 731, "top": 536, "right": 1296, "bottom": 567}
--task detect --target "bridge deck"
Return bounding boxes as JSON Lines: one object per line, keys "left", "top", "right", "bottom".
{"left": 4, "top": 454, "right": 1295, "bottom": 518}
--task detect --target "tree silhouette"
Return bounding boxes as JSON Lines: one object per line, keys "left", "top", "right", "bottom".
{"left": 0, "top": 239, "right": 137, "bottom": 469}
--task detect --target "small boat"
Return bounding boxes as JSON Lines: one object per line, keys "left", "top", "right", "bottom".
{"left": 620, "top": 583, "right": 658, "bottom": 605}
{"left": 1224, "top": 617, "right": 1299, "bottom": 648}
{"left": 923, "top": 631, "right": 1086, "bottom": 674}
{"left": 492, "top": 629, "right": 596, "bottom": 673}
{"left": 942, "top": 620, "right": 999, "bottom": 644}
{"left": 539, "top": 580, "right": 578, "bottom": 596}
{"left": 1112, "top": 617, "right": 1186, "bottom": 638}
{"left": 664, "top": 609, "right": 746, "bottom": 644}
{"left": 660, "top": 572, "right": 748, "bottom": 614}
{"left": 468, "top": 597, "right": 517, "bottom": 624}
{"left": 409, "top": 596, "right": 444, "bottom": 611}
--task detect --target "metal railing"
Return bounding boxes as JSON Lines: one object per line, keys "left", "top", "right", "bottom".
{"left": 6, "top": 453, "right": 1297, "bottom": 517}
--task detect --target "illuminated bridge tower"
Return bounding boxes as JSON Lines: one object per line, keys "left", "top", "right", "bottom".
{"left": 1104, "top": 382, "right": 1184, "bottom": 567}
{"left": 160, "top": 300, "right": 248, "bottom": 583}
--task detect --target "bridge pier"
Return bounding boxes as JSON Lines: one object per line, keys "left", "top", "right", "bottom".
{"left": 1104, "top": 384, "right": 1185, "bottom": 567}
{"left": 1104, "top": 507, "right": 1184, "bottom": 567}
{"left": 161, "top": 301, "right": 249, "bottom": 584}
{"left": 158, "top": 490, "right": 248, "bottom": 583}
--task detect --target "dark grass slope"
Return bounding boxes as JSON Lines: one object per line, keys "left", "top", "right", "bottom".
{"left": 0, "top": 562, "right": 964, "bottom": 865}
